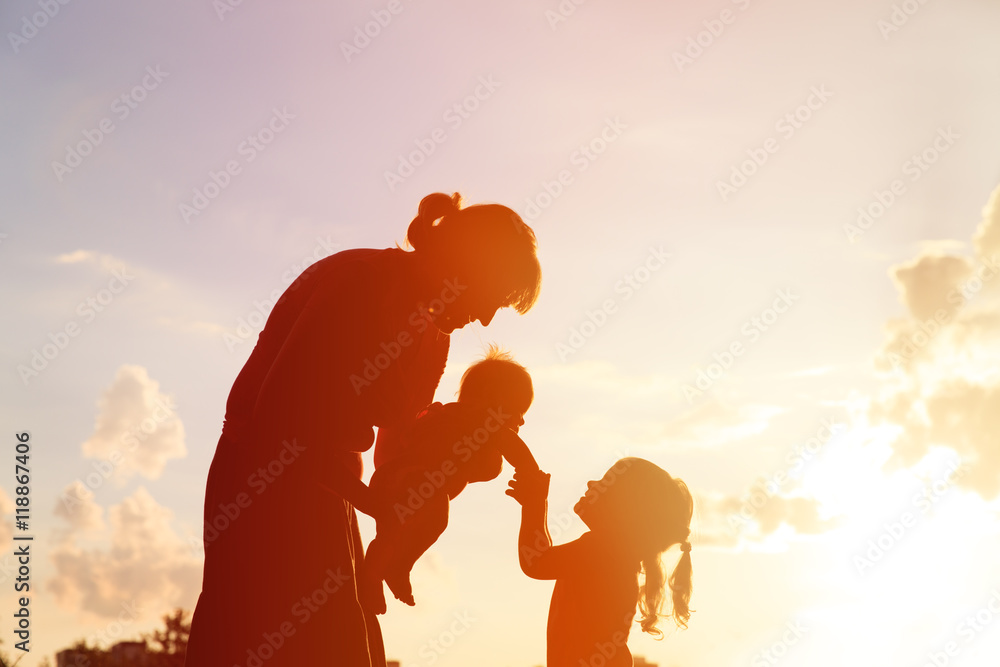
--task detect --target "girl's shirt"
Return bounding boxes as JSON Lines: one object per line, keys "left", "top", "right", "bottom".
{"left": 547, "top": 531, "right": 640, "bottom": 667}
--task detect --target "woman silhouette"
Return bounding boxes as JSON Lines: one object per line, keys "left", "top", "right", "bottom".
{"left": 184, "top": 193, "right": 541, "bottom": 667}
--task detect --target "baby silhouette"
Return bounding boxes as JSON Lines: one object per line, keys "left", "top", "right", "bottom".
{"left": 364, "top": 346, "right": 538, "bottom": 611}
{"left": 507, "top": 458, "right": 694, "bottom": 667}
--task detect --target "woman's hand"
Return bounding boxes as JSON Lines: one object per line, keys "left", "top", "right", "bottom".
{"left": 505, "top": 469, "right": 550, "bottom": 507}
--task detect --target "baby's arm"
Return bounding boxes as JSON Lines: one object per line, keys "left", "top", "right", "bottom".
{"left": 492, "top": 428, "right": 539, "bottom": 473}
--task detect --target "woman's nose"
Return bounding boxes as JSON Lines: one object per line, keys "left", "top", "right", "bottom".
{"left": 477, "top": 307, "right": 498, "bottom": 327}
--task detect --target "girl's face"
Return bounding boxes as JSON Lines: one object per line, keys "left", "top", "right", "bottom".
{"left": 573, "top": 468, "right": 624, "bottom": 531}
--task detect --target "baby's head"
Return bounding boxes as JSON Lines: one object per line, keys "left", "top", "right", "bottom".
{"left": 574, "top": 457, "right": 694, "bottom": 633}
{"left": 457, "top": 345, "right": 532, "bottom": 432}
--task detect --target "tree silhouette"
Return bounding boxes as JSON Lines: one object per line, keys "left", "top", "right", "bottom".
{"left": 58, "top": 640, "right": 113, "bottom": 667}
{"left": 142, "top": 608, "right": 190, "bottom": 667}
{"left": 52, "top": 608, "right": 192, "bottom": 667}
{"left": 0, "top": 638, "right": 25, "bottom": 667}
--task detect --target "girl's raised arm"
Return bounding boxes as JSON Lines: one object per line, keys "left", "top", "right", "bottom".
{"left": 507, "top": 469, "right": 583, "bottom": 579}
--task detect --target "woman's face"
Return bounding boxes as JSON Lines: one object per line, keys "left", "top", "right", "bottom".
{"left": 429, "top": 275, "right": 509, "bottom": 334}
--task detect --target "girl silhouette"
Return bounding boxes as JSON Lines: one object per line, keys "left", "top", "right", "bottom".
{"left": 507, "top": 458, "right": 694, "bottom": 667}
{"left": 185, "top": 193, "right": 541, "bottom": 667}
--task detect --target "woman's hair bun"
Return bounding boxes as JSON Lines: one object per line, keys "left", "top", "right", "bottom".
{"left": 407, "top": 192, "right": 462, "bottom": 250}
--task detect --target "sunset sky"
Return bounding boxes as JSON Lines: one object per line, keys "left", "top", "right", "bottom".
{"left": 3, "top": 0, "right": 1000, "bottom": 665}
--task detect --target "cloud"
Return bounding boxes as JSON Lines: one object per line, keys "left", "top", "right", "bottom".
{"left": 870, "top": 182, "right": 1000, "bottom": 500}
{"left": 659, "top": 400, "right": 784, "bottom": 448}
{"left": 889, "top": 253, "right": 972, "bottom": 321}
{"left": 55, "top": 249, "right": 100, "bottom": 264}
{"left": 48, "top": 487, "right": 202, "bottom": 619}
{"left": 81, "top": 365, "right": 186, "bottom": 481}
{"left": 973, "top": 183, "right": 1000, "bottom": 259}
{"left": 54, "top": 481, "right": 106, "bottom": 533}
{"left": 54, "top": 249, "right": 136, "bottom": 276}
{"left": 694, "top": 484, "right": 837, "bottom": 548}
{"left": 875, "top": 380, "right": 1000, "bottom": 498}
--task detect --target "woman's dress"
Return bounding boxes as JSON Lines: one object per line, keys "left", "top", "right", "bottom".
{"left": 185, "top": 248, "right": 449, "bottom": 667}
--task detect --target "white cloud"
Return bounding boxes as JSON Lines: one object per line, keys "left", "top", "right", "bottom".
{"left": 48, "top": 487, "right": 202, "bottom": 619}
{"left": 55, "top": 249, "right": 100, "bottom": 264}
{"left": 973, "top": 183, "right": 1000, "bottom": 259}
{"left": 870, "top": 182, "right": 1000, "bottom": 500}
{"left": 659, "top": 400, "right": 784, "bottom": 448}
{"left": 54, "top": 481, "right": 106, "bottom": 533}
{"left": 81, "top": 365, "right": 186, "bottom": 481}
{"left": 53, "top": 249, "right": 136, "bottom": 276}
{"left": 694, "top": 484, "right": 838, "bottom": 549}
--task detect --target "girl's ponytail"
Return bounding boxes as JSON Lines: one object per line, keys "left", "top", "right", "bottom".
{"left": 622, "top": 462, "right": 693, "bottom": 637}
{"left": 638, "top": 553, "right": 666, "bottom": 638}
{"left": 668, "top": 542, "right": 693, "bottom": 629}
{"left": 638, "top": 540, "right": 693, "bottom": 637}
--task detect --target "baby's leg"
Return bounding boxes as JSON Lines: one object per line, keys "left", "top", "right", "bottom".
{"left": 360, "top": 533, "right": 390, "bottom": 615}
{"left": 361, "top": 468, "right": 404, "bottom": 615}
{"left": 383, "top": 491, "right": 449, "bottom": 606}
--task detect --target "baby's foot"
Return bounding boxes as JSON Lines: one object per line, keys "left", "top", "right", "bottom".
{"left": 383, "top": 562, "right": 415, "bottom": 606}
{"left": 359, "top": 567, "right": 387, "bottom": 615}
{"left": 361, "top": 538, "right": 389, "bottom": 614}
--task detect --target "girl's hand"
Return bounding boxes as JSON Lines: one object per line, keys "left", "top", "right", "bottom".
{"left": 505, "top": 469, "right": 550, "bottom": 507}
